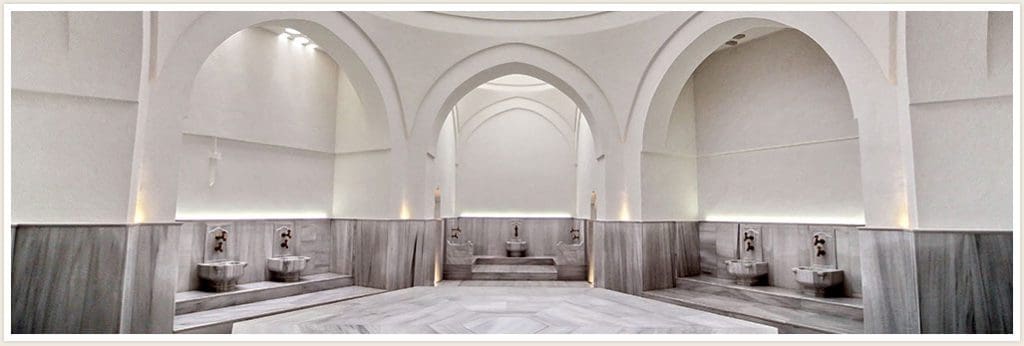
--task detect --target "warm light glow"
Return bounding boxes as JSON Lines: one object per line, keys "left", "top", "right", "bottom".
{"left": 618, "top": 191, "right": 631, "bottom": 220}
{"left": 284, "top": 27, "right": 300, "bottom": 35}
{"left": 306, "top": 43, "right": 318, "bottom": 50}
{"left": 400, "top": 203, "right": 411, "bottom": 219}
{"left": 702, "top": 214, "right": 866, "bottom": 225}
{"left": 133, "top": 201, "right": 146, "bottom": 223}
{"left": 459, "top": 212, "right": 572, "bottom": 218}
{"left": 293, "top": 36, "right": 310, "bottom": 45}
{"left": 278, "top": 32, "right": 291, "bottom": 40}
{"left": 174, "top": 211, "right": 329, "bottom": 221}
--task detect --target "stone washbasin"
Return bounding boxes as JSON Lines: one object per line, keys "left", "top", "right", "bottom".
{"left": 197, "top": 260, "right": 248, "bottom": 292}
{"left": 267, "top": 255, "right": 311, "bottom": 282}
{"left": 725, "top": 259, "right": 769, "bottom": 286}
{"left": 792, "top": 266, "right": 844, "bottom": 297}
{"left": 506, "top": 239, "right": 528, "bottom": 257}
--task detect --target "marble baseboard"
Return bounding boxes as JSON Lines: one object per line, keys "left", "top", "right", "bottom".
{"left": 444, "top": 264, "right": 473, "bottom": 280}
{"left": 122, "top": 224, "right": 179, "bottom": 333}
{"left": 351, "top": 219, "right": 442, "bottom": 290}
{"left": 676, "top": 276, "right": 863, "bottom": 322}
{"left": 859, "top": 229, "right": 921, "bottom": 333}
{"left": 556, "top": 265, "right": 588, "bottom": 281}
{"left": 914, "top": 231, "right": 1012, "bottom": 333}
{"left": 13, "top": 224, "right": 178, "bottom": 334}
{"left": 12, "top": 225, "right": 129, "bottom": 333}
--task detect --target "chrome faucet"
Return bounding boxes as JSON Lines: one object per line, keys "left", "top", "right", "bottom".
{"left": 569, "top": 228, "right": 581, "bottom": 241}
{"left": 280, "top": 228, "right": 292, "bottom": 249}
{"left": 450, "top": 227, "right": 461, "bottom": 239}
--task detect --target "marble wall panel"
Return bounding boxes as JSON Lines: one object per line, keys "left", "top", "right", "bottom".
{"left": 330, "top": 219, "right": 355, "bottom": 275}
{"left": 121, "top": 224, "right": 179, "bottom": 333}
{"left": 592, "top": 221, "right": 644, "bottom": 294}
{"left": 12, "top": 225, "right": 128, "bottom": 333}
{"left": 452, "top": 217, "right": 575, "bottom": 257}
{"left": 642, "top": 222, "right": 675, "bottom": 291}
{"left": 177, "top": 222, "right": 204, "bottom": 292}
{"left": 697, "top": 222, "right": 739, "bottom": 278}
{"left": 672, "top": 222, "right": 702, "bottom": 277}
{"left": 835, "top": 226, "right": 863, "bottom": 297}
{"left": 296, "top": 219, "right": 332, "bottom": 275}
{"left": 233, "top": 221, "right": 271, "bottom": 284}
{"left": 351, "top": 220, "right": 441, "bottom": 290}
{"left": 759, "top": 223, "right": 811, "bottom": 290}
{"left": 914, "top": 231, "right": 1012, "bottom": 333}
{"left": 860, "top": 229, "right": 921, "bottom": 333}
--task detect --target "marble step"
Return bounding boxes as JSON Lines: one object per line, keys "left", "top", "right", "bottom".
{"left": 175, "top": 273, "right": 353, "bottom": 315}
{"left": 174, "top": 285, "right": 384, "bottom": 334}
{"left": 642, "top": 286, "right": 863, "bottom": 334}
{"left": 474, "top": 256, "right": 557, "bottom": 266}
{"left": 470, "top": 264, "right": 558, "bottom": 280}
{"left": 675, "top": 276, "right": 863, "bottom": 321}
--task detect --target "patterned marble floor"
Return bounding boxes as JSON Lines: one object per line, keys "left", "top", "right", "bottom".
{"left": 232, "top": 285, "right": 777, "bottom": 334}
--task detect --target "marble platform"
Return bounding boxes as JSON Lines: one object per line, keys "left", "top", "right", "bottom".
{"left": 232, "top": 286, "right": 777, "bottom": 334}
{"left": 643, "top": 277, "right": 863, "bottom": 334}
{"left": 174, "top": 286, "right": 383, "bottom": 333}
{"left": 437, "top": 280, "right": 592, "bottom": 287}
{"left": 175, "top": 273, "right": 353, "bottom": 314}
{"left": 471, "top": 264, "right": 558, "bottom": 280}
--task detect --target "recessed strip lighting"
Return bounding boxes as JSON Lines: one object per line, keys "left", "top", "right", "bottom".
{"left": 284, "top": 27, "right": 300, "bottom": 35}
{"left": 293, "top": 36, "right": 310, "bottom": 45}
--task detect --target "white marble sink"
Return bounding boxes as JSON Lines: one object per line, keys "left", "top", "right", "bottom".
{"left": 197, "top": 260, "right": 248, "bottom": 292}
{"left": 792, "top": 266, "right": 844, "bottom": 297}
{"left": 267, "top": 255, "right": 310, "bottom": 282}
{"left": 725, "top": 259, "right": 769, "bottom": 286}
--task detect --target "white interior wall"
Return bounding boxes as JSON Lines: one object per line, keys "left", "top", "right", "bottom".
{"left": 435, "top": 114, "right": 459, "bottom": 217}
{"left": 457, "top": 108, "right": 576, "bottom": 216}
{"left": 11, "top": 12, "right": 143, "bottom": 223}
{"left": 693, "top": 29, "right": 865, "bottom": 224}
{"left": 641, "top": 79, "right": 700, "bottom": 220}
{"left": 575, "top": 115, "right": 605, "bottom": 218}
{"left": 177, "top": 27, "right": 339, "bottom": 219}
{"left": 906, "top": 11, "right": 1013, "bottom": 230}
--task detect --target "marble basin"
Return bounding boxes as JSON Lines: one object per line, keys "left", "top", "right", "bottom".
{"left": 197, "top": 260, "right": 247, "bottom": 292}
{"left": 267, "top": 255, "right": 310, "bottom": 282}
{"left": 506, "top": 239, "right": 528, "bottom": 257}
{"left": 725, "top": 259, "right": 769, "bottom": 286}
{"left": 792, "top": 266, "right": 844, "bottom": 297}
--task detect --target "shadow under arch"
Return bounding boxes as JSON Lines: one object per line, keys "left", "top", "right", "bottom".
{"left": 410, "top": 43, "right": 618, "bottom": 154}
{"left": 134, "top": 11, "right": 404, "bottom": 221}
{"left": 460, "top": 97, "right": 576, "bottom": 145}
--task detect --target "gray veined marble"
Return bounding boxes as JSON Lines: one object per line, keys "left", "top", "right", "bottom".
{"left": 859, "top": 229, "right": 920, "bottom": 333}
{"left": 231, "top": 286, "right": 777, "bottom": 334}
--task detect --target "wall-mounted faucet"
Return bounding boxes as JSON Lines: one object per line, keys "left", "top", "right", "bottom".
{"left": 743, "top": 231, "right": 755, "bottom": 252}
{"left": 279, "top": 227, "right": 292, "bottom": 249}
{"left": 213, "top": 230, "right": 228, "bottom": 253}
{"left": 513, "top": 224, "right": 520, "bottom": 238}
{"left": 569, "top": 228, "right": 581, "bottom": 241}
{"left": 813, "top": 234, "right": 826, "bottom": 257}
{"left": 450, "top": 227, "right": 461, "bottom": 239}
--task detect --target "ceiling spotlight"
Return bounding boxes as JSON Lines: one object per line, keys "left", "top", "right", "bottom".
{"left": 284, "top": 27, "right": 300, "bottom": 35}
{"left": 725, "top": 40, "right": 738, "bottom": 46}
{"left": 733, "top": 34, "right": 746, "bottom": 40}
{"left": 293, "top": 36, "right": 310, "bottom": 45}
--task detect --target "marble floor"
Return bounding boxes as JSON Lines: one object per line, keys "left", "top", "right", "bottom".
{"left": 232, "top": 285, "right": 777, "bottom": 334}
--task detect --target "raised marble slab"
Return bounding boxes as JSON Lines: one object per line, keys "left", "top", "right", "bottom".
{"left": 437, "top": 280, "right": 592, "bottom": 287}
{"left": 175, "top": 273, "right": 354, "bottom": 315}
{"left": 471, "top": 264, "right": 558, "bottom": 280}
{"left": 231, "top": 286, "right": 777, "bottom": 334}
{"left": 173, "top": 285, "right": 383, "bottom": 334}
{"left": 642, "top": 287, "right": 863, "bottom": 334}
{"left": 676, "top": 276, "right": 863, "bottom": 322}
{"left": 475, "top": 256, "right": 556, "bottom": 265}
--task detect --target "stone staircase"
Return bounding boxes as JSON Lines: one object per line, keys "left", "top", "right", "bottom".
{"left": 470, "top": 256, "right": 558, "bottom": 280}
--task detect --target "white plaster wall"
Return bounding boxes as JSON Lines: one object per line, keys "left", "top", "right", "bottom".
{"left": 335, "top": 69, "right": 390, "bottom": 153}
{"left": 10, "top": 12, "right": 143, "bottom": 223}
{"left": 575, "top": 115, "right": 605, "bottom": 218}
{"left": 693, "top": 29, "right": 864, "bottom": 223}
{"left": 457, "top": 108, "right": 576, "bottom": 216}
{"left": 177, "top": 135, "right": 333, "bottom": 219}
{"left": 185, "top": 28, "right": 339, "bottom": 152}
{"left": 906, "top": 11, "right": 1013, "bottom": 229}
{"left": 177, "top": 27, "right": 340, "bottom": 218}
{"left": 332, "top": 150, "right": 392, "bottom": 218}
{"left": 435, "top": 114, "right": 458, "bottom": 217}
{"left": 641, "top": 79, "right": 699, "bottom": 220}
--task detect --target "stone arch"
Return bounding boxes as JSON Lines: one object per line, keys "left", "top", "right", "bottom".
{"left": 460, "top": 97, "right": 576, "bottom": 145}
{"left": 629, "top": 11, "right": 906, "bottom": 226}
{"left": 133, "top": 11, "right": 404, "bottom": 221}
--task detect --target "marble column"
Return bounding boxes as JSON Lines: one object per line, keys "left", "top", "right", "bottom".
{"left": 12, "top": 223, "right": 179, "bottom": 334}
